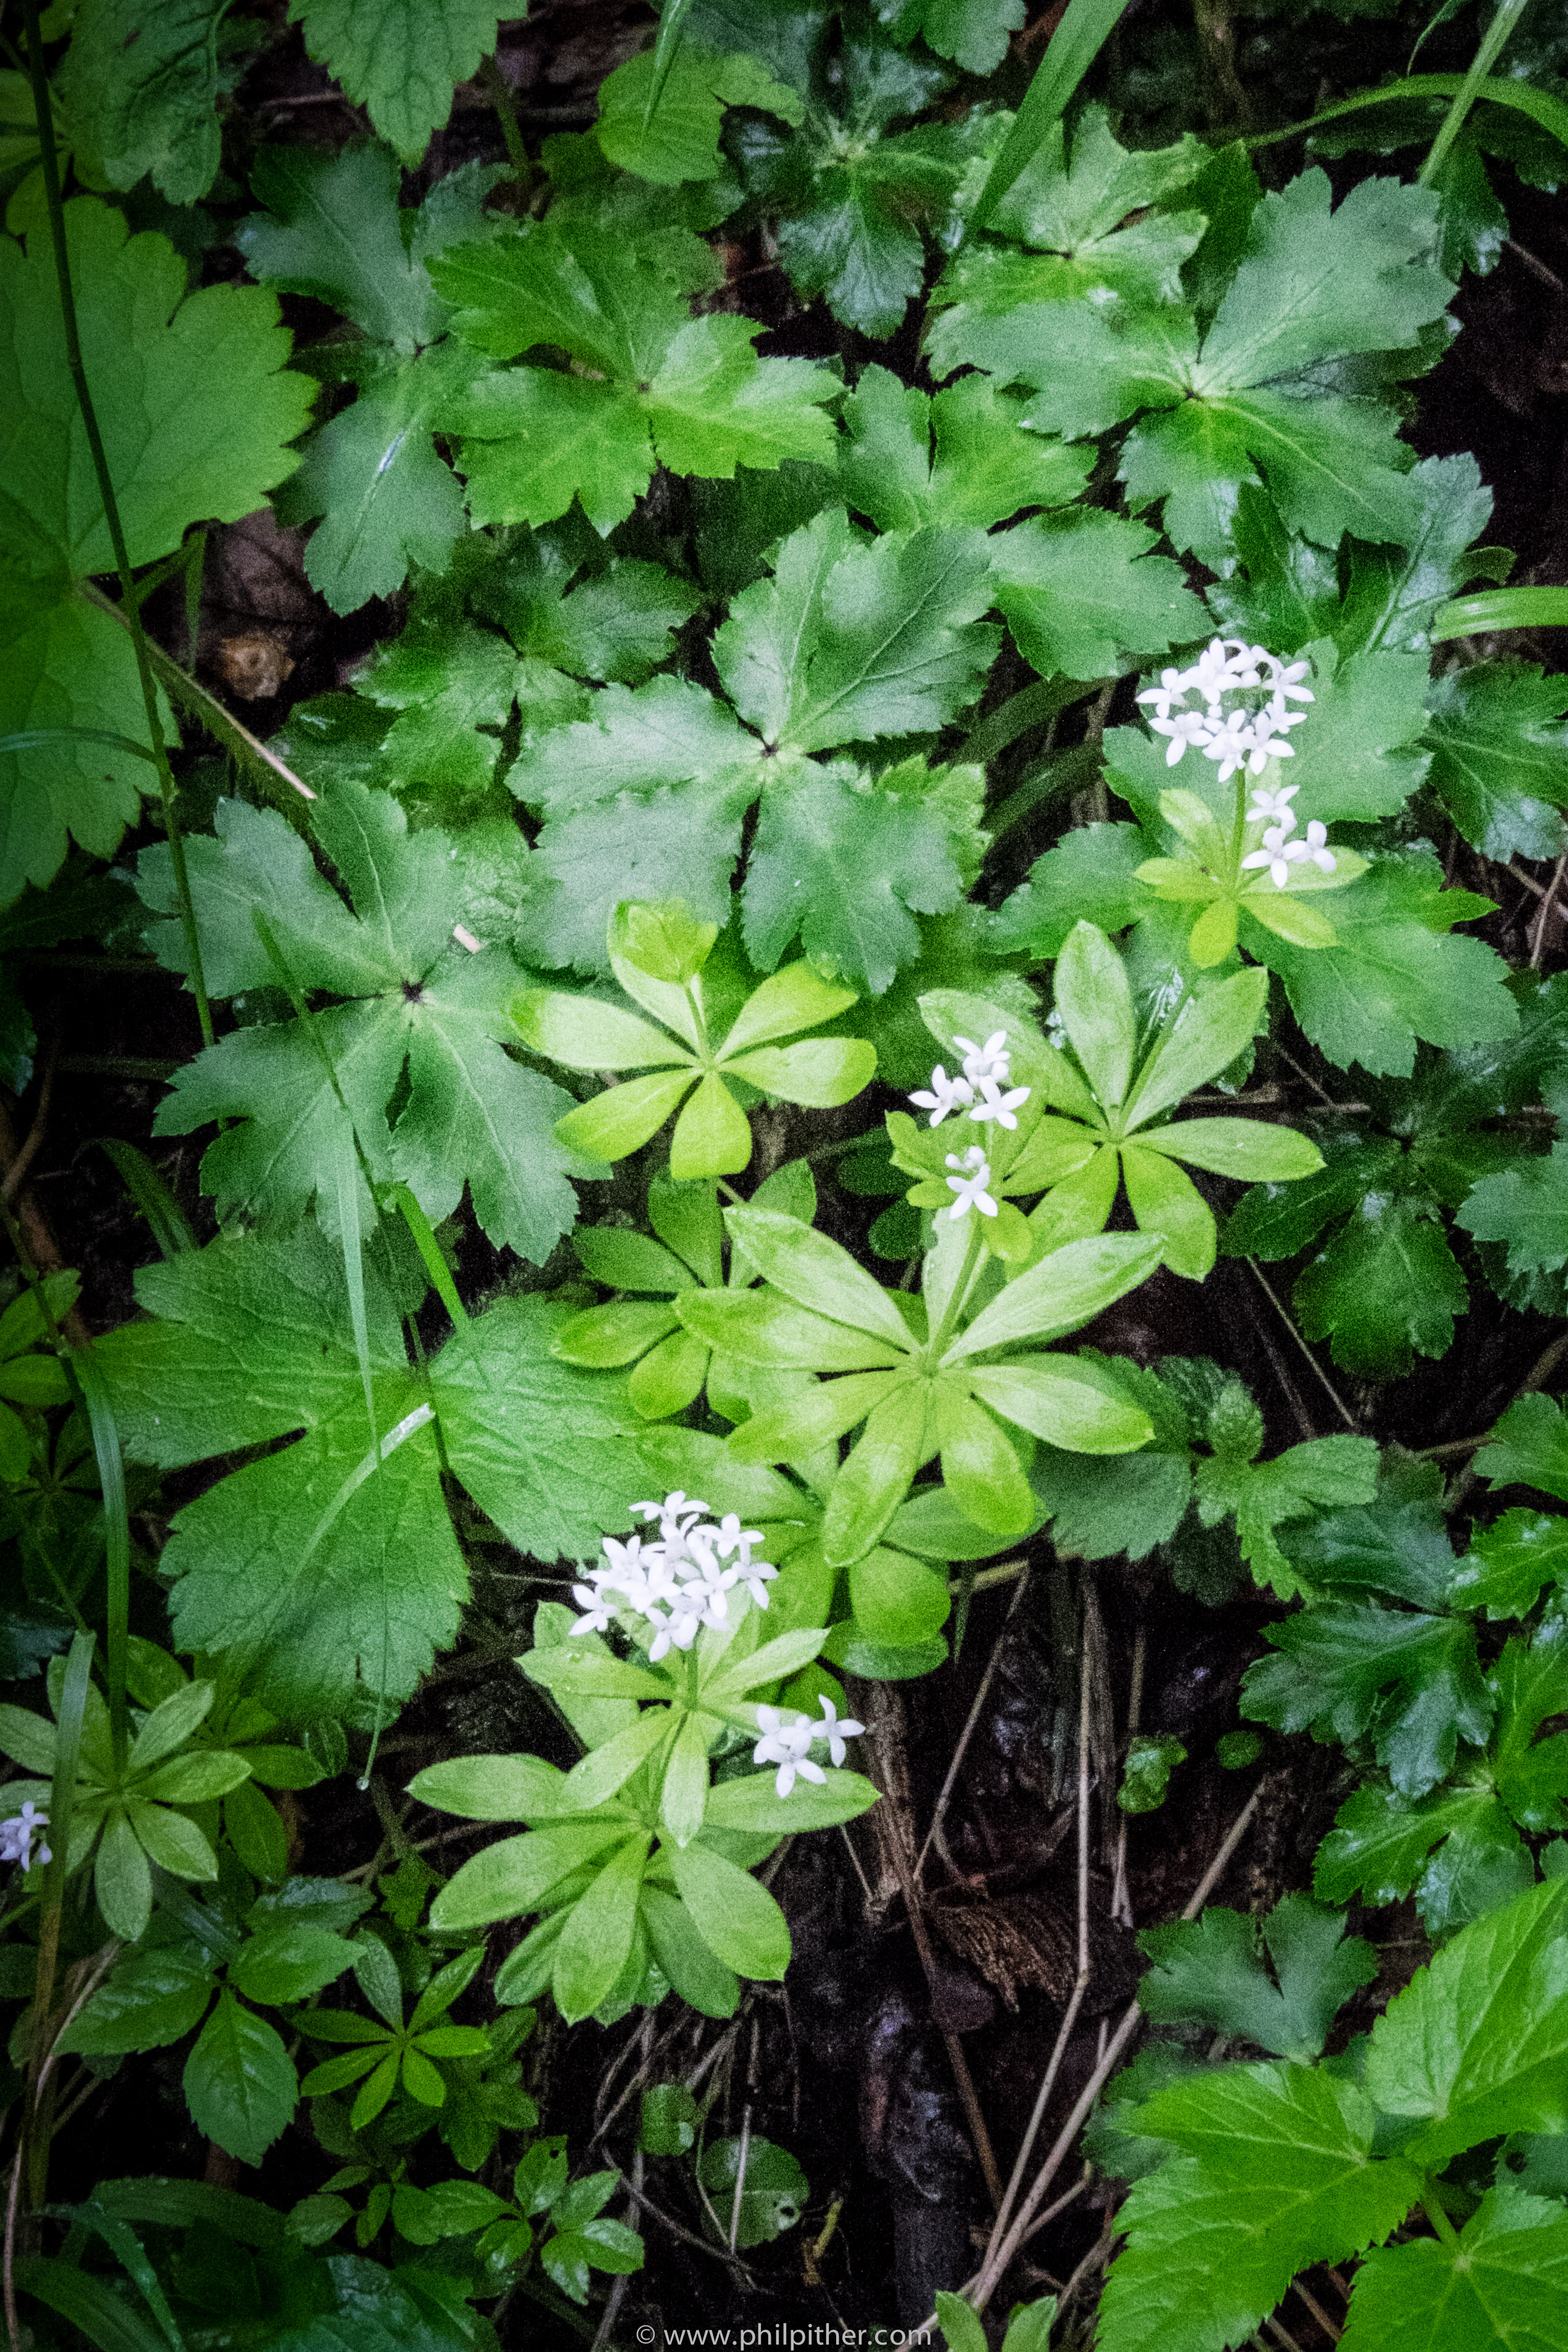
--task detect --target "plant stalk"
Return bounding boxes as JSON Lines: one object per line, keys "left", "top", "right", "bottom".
{"left": 20, "top": 0, "right": 214, "bottom": 1051}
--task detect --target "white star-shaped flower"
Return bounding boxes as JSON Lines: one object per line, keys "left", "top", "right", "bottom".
{"left": 1288, "top": 819, "right": 1337, "bottom": 875}
{"left": 752, "top": 1707, "right": 825, "bottom": 1797}
{"left": 810, "top": 1695, "right": 865, "bottom": 1766}
{"left": 1241, "top": 823, "right": 1297, "bottom": 889}
{"left": 954, "top": 1031, "right": 1012, "bottom": 1088}
{"left": 908, "top": 1064, "right": 974, "bottom": 1126}
{"left": 945, "top": 1146, "right": 997, "bottom": 1220}
{"left": 1247, "top": 781, "right": 1299, "bottom": 825}
{"left": 969, "top": 1077, "right": 1031, "bottom": 1131}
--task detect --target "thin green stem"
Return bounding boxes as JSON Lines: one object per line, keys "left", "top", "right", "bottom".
{"left": 928, "top": 1217, "right": 987, "bottom": 1363}
{"left": 20, "top": 0, "right": 214, "bottom": 1051}
{"left": 477, "top": 55, "right": 530, "bottom": 184}
{"left": 1420, "top": 2187, "right": 1461, "bottom": 2247}
{"left": 1418, "top": 0, "right": 1532, "bottom": 186}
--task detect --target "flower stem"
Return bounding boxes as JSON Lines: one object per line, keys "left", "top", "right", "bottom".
{"left": 928, "top": 1217, "right": 987, "bottom": 1362}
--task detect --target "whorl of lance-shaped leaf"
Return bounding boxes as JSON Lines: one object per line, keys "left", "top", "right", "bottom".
{"left": 678, "top": 1204, "right": 1160, "bottom": 1560}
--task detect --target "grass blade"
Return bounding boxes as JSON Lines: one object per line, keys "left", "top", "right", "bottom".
{"left": 1432, "top": 586, "right": 1568, "bottom": 638}
{"left": 15, "top": 2258, "right": 170, "bottom": 2352}
{"left": 88, "top": 1140, "right": 196, "bottom": 1259}
{"left": 1418, "top": 0, "right": 1533, "bottom": 185}
{"left": 965, "top": 0, "right": 1129, "bottom": 235}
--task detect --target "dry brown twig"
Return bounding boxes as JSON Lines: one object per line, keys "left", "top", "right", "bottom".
{"left": 905, "top": 1783, "right": 1265, "bottom": 2333}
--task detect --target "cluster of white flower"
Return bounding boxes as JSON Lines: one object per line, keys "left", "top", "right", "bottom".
{"left": 1, "top": 1802, "right": 49, "bottom": 1871}
{"left": 1138, "top": 638, "right": 1314, "bottom": 781}
{"left": 910, "top": 1031, "right": 1030, "bottom": 1134}
{"left": 569, "top": 1492, "right": 778, "bottom": 1661}
{"left": 753, "top": 1696, "right": 865, "bottom": 1796}
{"left": 1239, "top": 781, "right": 1338, "bottom": 889}
{"left": 945, "top": 1143, "right": 998, "bottom": 1222}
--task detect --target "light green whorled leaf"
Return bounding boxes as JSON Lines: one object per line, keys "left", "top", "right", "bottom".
{"left": 822, "top": 1385, "right": 933, "bottom": 1566}
{"left": 944, "top": 1232, "right": 1165, "bottom": 1361}
{"left": 679, "top": 1288, "right": 904, "bottom": 1372}
{"left": 849, "top": 1544, "right": 950, "bottom": 1644}
{"left": 990, "top": 509, "right": 1207, "bottom": 684}
{"left": 519, "top": 1649, "right": 677, "bottom": 1705}
{"left": 1122, "top": 968, "right": 1270, "bottom": 1129}
{"left": 137, "top": 1749, "right": 252, "bottom": 1804}
{"left": 512, "top": 991, "right": 691, "bottom": 1072}
{"left": 723, "top": 1370, "right": 907, "bottom": 1466}
{"left": 287, "top": 0, "right": 504, "bottom": 164}
{"left": 94, "top": 1812, "right": 154, "bottom": 1942}
{"left": 966, "top": 1358, "right": 1152, "bottom": 1453}
{"left": 640, "top": 1883, "right": 739, "bottom": 2018}
{"left": 408, "top": 1752, "right": 574, "bottom": 1823}
{"left": 1142, "top": 1119, "right": 1322, "bottom": 1182}
{"left": 559, "top": 1711, "right": 673, "bottom": 1815}
{"left": 1054, "top": 920, "right": 1137, "bottom": 1108}
{"left": 430, "top": 1821, "right": 635, "bottom": 1932}
{"left": 573, "top": 1226, "right": 694, "bottom": 1294}
{"left": 705, "top": 1770, "right": 879, "bottom": 1833}
{"left": 669, "top": 1839, "right": 791, "bottom": 1980}
{"left": 553, "top": 1835, "right": 649, "bottom": 2023}
{"left": 1364, "top": 1878, "right": 1568, "bottom": 2165}
{"left": 701, "top": 1627, "right": 836, "bottom": 1702}
{"left": 658, "top": 1712, "right": 711, "bottom": 1849}
{"left": 721, "top": 1208, "right": 916, "bottom": 1351}
{"left": 670, "top": 1070, "right": 755, "bottom": 1180}
{"left": 1121, "top": 1146, "right": 1216, "bottom": 1282}
{"left": 716, "top": 964, "right": 860, "bottom": 1057}
{"left": 932, "top": 1386, "right": 1035, "bottom": 1536}
{"left": 1338, "top": 2186, "right": 1568, "bottom": 2352}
